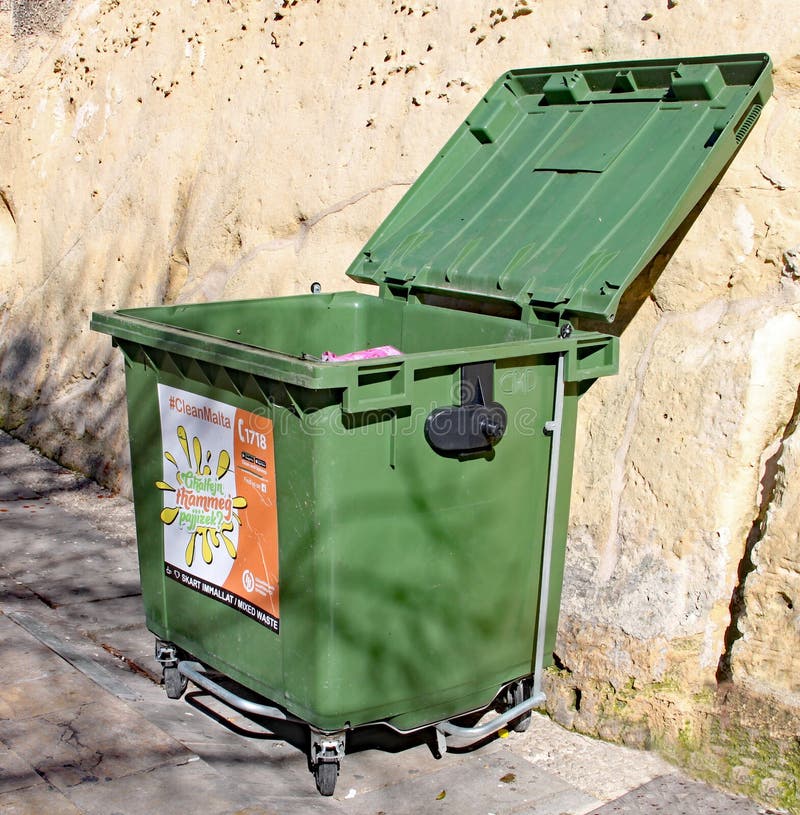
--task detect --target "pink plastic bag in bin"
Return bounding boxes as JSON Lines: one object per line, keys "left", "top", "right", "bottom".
{"left": 321, "top": 346, "right": 402, "bottom": 363}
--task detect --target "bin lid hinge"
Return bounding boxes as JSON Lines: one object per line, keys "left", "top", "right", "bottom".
{"left": 378, "top": 282, "right": 412, "bottom": 302}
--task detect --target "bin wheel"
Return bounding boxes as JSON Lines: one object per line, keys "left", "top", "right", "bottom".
{"left": 163, "top": 665, "right": 188, "bottom": 699}
{"left": 509, "top": 680, "right": 531, "bottom": 733}
{"left": 314, "top": 761, "right": 339, "bottom": 796}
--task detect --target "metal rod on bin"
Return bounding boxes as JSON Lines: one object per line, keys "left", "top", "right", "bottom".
{"left": 533, "top": 350, "right": 566, "bottom": 700}
{"left": 178, "top": 661, "right": 301, "bottom": 721}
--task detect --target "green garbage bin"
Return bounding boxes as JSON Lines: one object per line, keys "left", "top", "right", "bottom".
{"left": 92, "top": 53, "right": 771, "bottom": 795}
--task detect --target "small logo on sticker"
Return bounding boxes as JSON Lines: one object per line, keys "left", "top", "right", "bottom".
{"left": 243, "top": 569, "right": 256, "bottom": 593}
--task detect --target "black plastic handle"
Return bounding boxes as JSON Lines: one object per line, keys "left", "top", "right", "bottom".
{"left": 425, "top": 362, "right": 507, "bottom": 457}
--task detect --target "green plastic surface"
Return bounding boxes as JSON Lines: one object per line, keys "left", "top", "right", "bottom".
{"left": 90, "top": 54, "right": 772, "bottom": 734}
{"left": 347, "top": 54, "right": 772, "bottom": 322}
{"left": 96, "top": 294, "right": 598, "bottom": 731}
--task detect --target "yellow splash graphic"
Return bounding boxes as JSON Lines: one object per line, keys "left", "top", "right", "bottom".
{"left": 217, "top": 449, "right": 231, "bottom": 479}
{"left": 157, "top": 425, "right": 247, "bottom": 567}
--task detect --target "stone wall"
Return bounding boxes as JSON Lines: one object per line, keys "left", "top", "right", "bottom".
{"left": 1, "top": 1, "right": 798, "bottom": 810}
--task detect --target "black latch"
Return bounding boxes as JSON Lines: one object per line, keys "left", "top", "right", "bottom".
{"left": 425, "top": 362, "right": 507, "bottom": 457}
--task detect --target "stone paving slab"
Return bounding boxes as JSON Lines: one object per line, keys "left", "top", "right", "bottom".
{"left": 64, "top": 594, "right": 148, "bottom": 637}
{"left": 64, "top": 758, "right": 258, "bottom": 815}
{"left": 6, "top": 611, "right": 142, "bottom": 701}
{"left": 588, "top": 773, "right": 783, "bottom": 814}
{"left": 0, "top": 743, "right": 42, "bottom": 795}
{"left": 0, "top": 782, "right": 83, "bottom": 815}
{"left": 0, "top": 496, "right": 140, "bottom": 607}
{"left": 340, "top": 749, "right": 600, "bottom": 815}
{"left": 504, "top": 711, "right": 676, "bottom": 803}
{"left": 84, "top": 624, "right": 162, "bottom": 683}
{"left": 0, "top": 612, "right": 67, "bottom": 680}
{"left": 0, "top": 432, "right": 136, "bottom": 548}
{"left": 0, "top": 473, "right": 39, "bottom": 502}
{"left": 0, "top": 618, "right": 192, "bottom": 793}
{"left": 336, "top": 740, "right": 488, "bottom": 798}
{"left": 0, "top": 698, "right": 192, "bottom": 791}
{"left": 0, "top": 664, "right": 100, "bottom": 722}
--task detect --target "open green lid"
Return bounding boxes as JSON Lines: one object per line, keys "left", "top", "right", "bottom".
{"left": 347, "top": 54, "right": 772, "bottom": 322}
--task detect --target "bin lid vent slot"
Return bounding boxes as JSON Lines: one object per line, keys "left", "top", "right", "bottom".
{"left": 347, "top": 54, "right": 772, "bottom": 322}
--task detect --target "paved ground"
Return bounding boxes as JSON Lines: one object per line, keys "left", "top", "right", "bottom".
{"left": 0, "top": 429, "right": 784, "bottom": 814}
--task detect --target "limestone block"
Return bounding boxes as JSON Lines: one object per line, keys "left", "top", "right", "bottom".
{"left": 731, "top": 421, "right": 800, "bottom": 704}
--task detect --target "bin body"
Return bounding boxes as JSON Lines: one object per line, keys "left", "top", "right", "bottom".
{"left": 111, "top": 292, "right": 610, "bottom": 730}
{"left": 93, "top": 54, "right": 772, "bottom": 733}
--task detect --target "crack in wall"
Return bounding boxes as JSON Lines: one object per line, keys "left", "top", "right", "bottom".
{"left": 305, "top": 179, "right": 414, "bottom": 232}
{"left": 223, "top": 178, "right": 414, "bottom": 282}
{"left": 716, "top": 380, "right": 800, "bottom": 681}
{"left": 756, "top": 164, "right": 789, "bottom": 190}
{"left": 229, "top": 181, "right": 413, "bottom": 275}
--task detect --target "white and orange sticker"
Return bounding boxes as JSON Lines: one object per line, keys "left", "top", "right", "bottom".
{"left": 156, "top": 384, "right": 280, "bottom": 633}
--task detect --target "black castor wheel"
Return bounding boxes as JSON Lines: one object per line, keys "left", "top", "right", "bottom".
{"left": 314, "top": 761, "right": 339, "bottom": 796}
{"left": 163, "top": 665, "right": 188, "bottom": 699}
{"left": 509, "top": 679, "right": 532, "bottom": 733}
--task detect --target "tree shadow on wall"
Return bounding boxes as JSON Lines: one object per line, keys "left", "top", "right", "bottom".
{"left": 11, "top": 0, "right": 74, "bottom": 36}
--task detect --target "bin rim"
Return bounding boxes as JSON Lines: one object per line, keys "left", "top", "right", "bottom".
{"left": 90, "top": 296, "right": 617, "bottom": 402}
